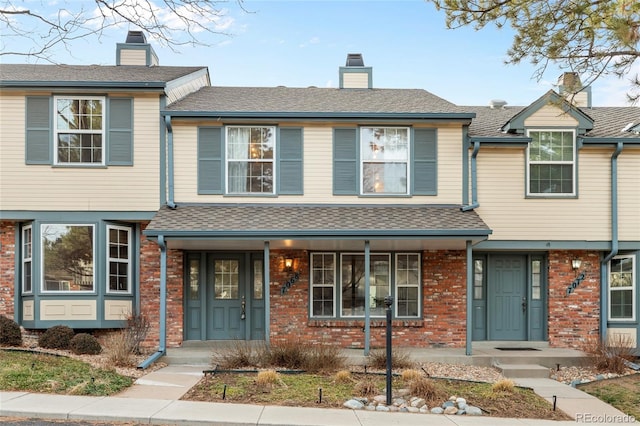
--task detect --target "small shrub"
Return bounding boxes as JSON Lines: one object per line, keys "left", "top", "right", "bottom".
{"left": 304, "top": 343, "right": 346, "bottom": 373}
{"left": 354, "top": 376, "right": 379, "bottom": 396}
{"left": 212, "top": 340, "right": 260, "bottom": 369}
{"left": 491, "top": 378, "right": 515, "bottom": 394}
{"left": 368, "top": 348, "right": 414, "bottom": 370}
{"left": 583, "top": 334, "right": 636, "bottom": 374}
{"left": 408, "top": 376, "right": 437, "bottom": 399}
{"left": 334, "top": 370, "right": 353, "bottom": 384}
{"left": 256, "top": 370, "right": 279, "bottom": 388}
{"left": 104, "top": 329, "right": 132, "bottom": 367}
{"left": 70, "top": 333, "right": 102, "bottom": 355}
{"left": 266, "top": 340, "right": 309, "bottom": 369}
{"left": 124, "top": 314, "right": 150, "bottom": 355}
{"left": 401, "top": 369, "right": 422, "bottom": 383}
{"left": 38, "top": 325, "right": 74, "bottom": 350}
{"left": 0, "top": 315, "right": 22, "bottom": 347}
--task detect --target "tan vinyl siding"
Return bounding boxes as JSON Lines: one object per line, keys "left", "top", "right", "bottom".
{"left": 476, "top": 148, "right": 617, "bottom": 241}
{"left": 618, "top": 149, "right": 640, "bottom": 241}
{"left": 0, "top": 92, "right": 160, "bottom": 211}
{"left": 173, "top": 122, "right": 462, "bottom": 204}
{"left": 118, "top": 49, "right": 147, "bottom": 66}
{"left": 342, "top": 73, "right": 369, "bottom": 89}
{"left": 166, "top": 72, "right": 209, "bottom": 105}
{"left": 524, "top": 105, "right": 579, "bottom": 127}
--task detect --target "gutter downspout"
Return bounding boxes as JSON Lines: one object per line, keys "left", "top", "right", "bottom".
{"left": 138, "top": 235, "right": 168, "bottom": 369}
{"left": 599, "top": 142, "right": 623, "bottom": 344}
{"left": 165, "top": 115, "right": 176, "bottom": 209}
{"left": 465, "top": 240, "right": 473, "bottom": 355}
{"left": 461, "top": 141, "right": 481, "bottom": 211}
{"left": 364, "top": 240, "right": 371, "bottom": 356}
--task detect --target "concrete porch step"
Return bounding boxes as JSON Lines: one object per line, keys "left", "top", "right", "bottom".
{"left": 497, "top": 364, "right": 550, "bottom": 379}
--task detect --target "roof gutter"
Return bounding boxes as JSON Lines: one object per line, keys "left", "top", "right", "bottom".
{"left": 138, "top": 235, "right": 167, "bottom": 369}
{"left": 161, "top": 111, "right": 476, "bottom": 121}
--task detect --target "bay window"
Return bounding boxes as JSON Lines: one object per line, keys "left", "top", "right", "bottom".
{"left": 42, "top": 224, "right": 95, "bottom": 292}
{"left": 107, "top": 225, "right": 131, "bottom": 293}
{"left": 22, "top": 225, "right": 32, "bottom": 293}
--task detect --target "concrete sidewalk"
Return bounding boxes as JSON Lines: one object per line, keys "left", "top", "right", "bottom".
{"left": 1, "top": 366, "right": 637, "bottom": 425}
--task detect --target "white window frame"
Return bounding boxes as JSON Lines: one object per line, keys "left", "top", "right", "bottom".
{"left": 106, "top": 224, "right": 132, "bottom": 294}
{"left": 41, "top": 224, "right": 96, "bottom": 294}
{"left": 53, "top": 96, "right": 106, "bottom": 166}
{"left": 360, "top": 127, "right": 410, "bottom": 196}
{"left": 309, "top": 253, "right": 336, "bottom": 318}
{"left": 225, "top": 125, "right": 276, "bottom": 195}
{"left": 526, "top": 129, "right": 576, "bottom": 196}
{"left": 394, "top": 253, "right": 421, "bottom": 318}
{"left": 22, "top": 225, "right": 33, "bottom": 294}
{"left": 608, "top": 255, "right": 636, "bottom": 322}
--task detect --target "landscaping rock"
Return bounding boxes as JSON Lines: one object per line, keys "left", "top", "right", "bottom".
{"left": 431, "top": 407, "right": 444, "bottom": 414}
{"left": 343, "top": 399, "right": 364, "bottom": 410}
{"left": 466, "top": 405, "right": 483, "bottom": 416}
{"left": 444, "top": 406, "right": 458, "bottom": 415}
{"left": 410, "top": 398, "right": 426, "bottom": 408}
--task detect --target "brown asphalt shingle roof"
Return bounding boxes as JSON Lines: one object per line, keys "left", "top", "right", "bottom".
{"left": 0, "top": 64, "right": 207, "bottom": 85}
{"left": 145, "top": 204, "right": 491, "bottom": 237}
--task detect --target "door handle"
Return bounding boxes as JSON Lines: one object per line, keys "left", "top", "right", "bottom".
{"left": 522, "top": 297, "right": 527, "bottom": 313}
{"left": 241, "top": 296, "right": 246, "bottom": 320}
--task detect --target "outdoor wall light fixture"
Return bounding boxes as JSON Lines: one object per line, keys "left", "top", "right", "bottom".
{"left": 284, "top": 257, "right": 294, "bottom": 272}
{"left": 571, "top": 259, "right": 582, "bottom": 271}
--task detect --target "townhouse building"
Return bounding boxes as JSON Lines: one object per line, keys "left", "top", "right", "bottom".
{"left": 1, "top": 33, "right": 638, "bottom": 361}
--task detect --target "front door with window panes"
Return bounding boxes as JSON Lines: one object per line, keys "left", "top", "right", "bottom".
{"left": 184, "top": 253, "right": 264, "bottom": 341}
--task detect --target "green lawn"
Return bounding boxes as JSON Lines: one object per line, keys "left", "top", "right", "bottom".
{"left": 579, "top": 374, "right": 640, "bottom": 419}
{"left": 0, "top": 349, "right": 133, "bottom": 396}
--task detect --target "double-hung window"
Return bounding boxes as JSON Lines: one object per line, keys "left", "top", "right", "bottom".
{"left": 107, "top": 225, "right": 131, "bottom": 293}
{"left": 41, "top": 224, "right": 95, "bottom": 292}
{"left": 54, "top": 97, "right": 105, "bottom": 165}
{"left": 360, "top": 127, "right": 409, "bottom": 195}
{"left": 226, "top": 126, "right": 275, "bottom": 194}
{"left": 310, "top": 252, "right": 420, "bottom": 319}
{"left": 609, "top": 255, "right": 636, "bottom": 321}
{"left": 527, "top": 130, "right": 575, "bottom": 195}
{"left": 22, "top": 225, "right": 32, "bottom": 293}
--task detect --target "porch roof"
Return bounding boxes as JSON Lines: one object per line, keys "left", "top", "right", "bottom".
{"left": 144, "top": 204, "right": 491, "bottom": 251}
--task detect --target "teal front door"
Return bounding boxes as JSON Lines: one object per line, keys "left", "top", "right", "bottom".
{"left": 184, "top": 252, "right": 265, "bottom": 341}
{"left": 489, "top": 255, "right": 527, "bottom": 340}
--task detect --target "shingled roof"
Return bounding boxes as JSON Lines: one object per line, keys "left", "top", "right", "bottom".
{"left": 144, "top": 204, "right": 491, "bottom": 238}
{"left": 0, "top": 64, "right": 207, "bottom": 87}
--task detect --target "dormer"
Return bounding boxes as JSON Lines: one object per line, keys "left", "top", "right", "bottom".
{"left": 116, "top": 30, "right": 159, "bottom": 66}
{"left": 339, "top": 53, "right": 372, "bottom": 89}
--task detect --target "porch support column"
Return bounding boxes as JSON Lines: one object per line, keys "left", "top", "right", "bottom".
{"left": 466, "top": 240, "right": 473, "bottom": 356}
{"left": 264, "top": 241, "right": 271, "bottom": 346}
{"left": 364, "top": 240, "right": 371, "bottom": 356}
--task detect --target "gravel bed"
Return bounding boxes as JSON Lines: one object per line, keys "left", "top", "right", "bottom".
{"left": 420, "top": 362, "right": 505, "bottom": 383}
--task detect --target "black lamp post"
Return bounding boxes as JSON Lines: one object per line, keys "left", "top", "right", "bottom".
{"left": 384, "top": 295, "right": 393, "bottom": 405}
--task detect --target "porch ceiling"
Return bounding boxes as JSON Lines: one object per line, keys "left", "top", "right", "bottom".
{"left": 145, "top": 204, "right": 491, "bottom": 251}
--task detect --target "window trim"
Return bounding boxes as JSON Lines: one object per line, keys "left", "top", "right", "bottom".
{"left": 53, "top": 96, "right": 106, "bottom": 166}
{"left": 40, "top": 223, "right": 96, "bottom": 294}
{"left": 608, "top": 254, "right": 636, "bottom": 322}
{"left": 22, "top": 225, "right": 33, "bottom": 294}
{"left": 359, "top": 126, "right": 410, "bottom": 196}
{"left": 106, "top": 224, "right": 132, "bottom": 295}
{"left": 225, "top": 125, "right": 277, "bottom": 195}
{"left": 526, "top": 129, "right": 576, "bottom": 197}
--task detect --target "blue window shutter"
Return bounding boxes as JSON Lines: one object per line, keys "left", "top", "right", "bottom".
{"left": 107, "top": 98, "right": 133, "bottom": 165}
{"left": 413, "top": 128, "right": 437, "bottom": 195}
{"left": 278, "top": 128, "right": 303, "bottom": 194}
{"left": 333, "top": 128, "right": 358, "bottom": 195}
{"left": 198, "top": 127, "right": 223, "bottom": 194}
{"left": 25, "top": 97, "right": 51, "bottom": 164}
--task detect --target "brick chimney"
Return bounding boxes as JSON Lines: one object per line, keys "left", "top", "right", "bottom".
{"left": 339, "top": 53, "right": 372, "bottom": 89}
{"left": 557, "top": 72, "right": 591, "bottom": 108}
{"left": 116, "top": 31, "right": 159, "bottom": 66}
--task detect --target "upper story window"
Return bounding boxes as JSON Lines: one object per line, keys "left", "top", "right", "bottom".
{"left": 360, "top": 127, "right": 409, "bottom": 195}
{"left": 41, "top": 224, "right": 95, "bottom": 292}
{"left": 527, "top": 130, "right": 575, "bottom": 196}
{"left": 54, "top": 97, "right": 105, "bottom": 165}
{"left": 226, "top": 126, "right": 275, "bottom": 194}
{"left": 609, "top": 255, "right": 635, "bottom": 321}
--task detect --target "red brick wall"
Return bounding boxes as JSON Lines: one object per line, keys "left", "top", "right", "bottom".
{"left": 0, "top": 221, "right": 16, "bottom": 318}
{"left": 547, "top": 250, "right": 600, "bottom": 348}
{"left": 138, "top": 223, "right": 184, "bottom": 349}
{"left": 269, "top": 249, "right": 467, "bottom": 349}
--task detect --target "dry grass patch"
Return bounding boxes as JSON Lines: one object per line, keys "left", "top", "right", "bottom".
{"left": 334, "top": 370, "right": 353, "bottom": 384}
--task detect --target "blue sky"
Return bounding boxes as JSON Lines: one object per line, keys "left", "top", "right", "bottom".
{"left": 3, "top": 0, "right": 636, "bottom": 106}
